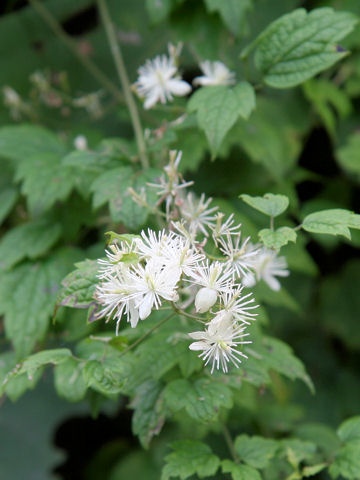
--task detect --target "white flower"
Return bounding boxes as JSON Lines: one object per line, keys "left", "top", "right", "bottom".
{"left": 125, "top": 261, "right": 180, "bottom": 320}
{"left": 242, "top": 247, "right": 289, "bottom": 291}
{"left": 219, "top": 234, "right": 260, "bottom": 278}
{"left": 134, "top": 52, "right": 191, "bottom": 109}
{"left": 195, "top": 287, "right": 218, "bottom": 313}
{"left": 193, "top": 61, "right": 236, "bottom": 87}
{"left": 180, "top": 193, "right": 218, "bottom": 237}
{"left": 74, "top": 135, "right": 88, "bottom": 151}
{"left": 219, "top": 286, "right": 258, "bottom": 325}
{"left": 98, "top": 241, "right": 137, "bottom": 278}
{"left": 189, "top": 313, "right": 251, "bottom": 373}
{"left": 211, "top": 213, "right": 241, "bottom": 244}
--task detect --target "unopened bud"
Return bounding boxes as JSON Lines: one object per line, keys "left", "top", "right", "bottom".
{"left": 195, "top": 287, "right": 217, "bottom": 313}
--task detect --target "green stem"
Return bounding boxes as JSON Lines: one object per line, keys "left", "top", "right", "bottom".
{"left": 171, "top": 304, "right": 206, "bottom": 323}
{"left": 97, "top": 0, "right": 149, "bottom": 169}
{"left": 118, "top": 312, "right": 175, "bottom": 358}
{"left": 28, "top": 0, "right": 124, "bottom": 104}
{"left": 222, "top": 424, "right": 240, "bottom": 464}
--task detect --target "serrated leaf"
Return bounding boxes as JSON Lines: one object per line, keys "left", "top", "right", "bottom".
{"left": 164, "top": 378, "right": 233, "bottom": 422}
{"left": 329, "top": 441, "right": 360, "bottom": 479}
{"left": 0, "top": 219, "right": 62, "bottom": 270}
{"left": 336, "top": 134, "right": 360, "bottom": 180}
{"left": 259, "top": 227, "right": 297, "bottom": 249}
{"left": 162, "top": 440, "right": 220, "bottom": 480}
{"left": 250, "top": 8, "right": 358, "bottom": 88}
{"left": 221, "top": 459, "right": 261, "bottom": 480}
{"left": 0, "top": 248, "right": 81, "bottom": 358}
{"left": 54, "top": 357, "right": 87, "bottom": 402}
{"left": 188, "top": 83, "right": 255, "bottom": 156}
{"left": 234, "top": 435, "right": 279, "bottom": 469}
{"left": 302, "top": 208, "right": 360, "bottom": 239}
{"left": 0, "top": 124, "right": 65, "bottom": 161}
{"left": 57, "top": 259, "right": 100, "bottom": 318}
{"left": 0, "top": 188, "right": 17, "bottom": 226}
{"left": 83, "top": 358, "right": 129, "bottom": 396}
{"left": 241, "top": 193, "right": 289, "bottom": 217}
{"left": 281, "top": 439, "right": 317, "bottom": 466}
{"left": 91, "top": 166, "right": 161, "bottom": 229}
{"left": 337, "top": 416, "right": 360, "bottom": 443}
{"left": 15, "top": 152, "right": 76, "bottom": 215}
{"left": 131, "top": 379, "right": 165, "bottom": 448}
{"left": 204, "top": 0, "right": 252, "bottom": 35}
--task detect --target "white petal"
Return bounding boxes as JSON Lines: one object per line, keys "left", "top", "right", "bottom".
{"left": 264, "top": 275, "right": 281, "bottom": 291}
{"left": 143, "top": 89, "right": 161, "bottom": 109}
{"left": 189, "top": 341, "right": 208, "bottom": 351}
{"left": 167, "top": 79, "right": 192, "bottom": 96}
{"left": 139, "top": 292, "right": 154, "bottom": 319}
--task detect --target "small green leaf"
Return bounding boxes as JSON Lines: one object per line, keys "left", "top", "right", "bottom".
{"left": 241, "top": 193, "right": 289, "bottom": 217}
{"left": 302, "top": 208, "right": 360, "bottom": 239}
{"left": 204, "top": 0, "right": 252, "bottom": 35}
{"left": 221, "top": 459, "right": 261, "bottom": 480}
{"left": 0, "top": 188, "right": 17, "bottom": 226}
{"left": 336, "top": 134, "right": 360, "bottom": 180}
{"left": 145, "top": 0, "right": 173, "bottom": 23}
{"left": 104, "top": 232, "right": 141, "bottom": 245}
{"left": 83, "top": 358, "right": 129, "bottom": 396}
{"left": 234, "top": 435, "right": 279, "bottom": 469}
{"left": 329, "top": 441, "right": 360, "bottom": 479}
{"left": 17, "top": 349, "right": 72, "bottom": 378}
{"left": 162, "top": 440, "right": 220, "bottom": 480}
{"left": 259, "top": 227, "right": 297, "bottom": 249}
{"left": 337, "top": 416, "right": 360, "bottom": 443}
{"left": 302, "top": 463, "right": 327, "bottom": 477}
{"left": 281, "top": 439, "right": 317, "bottom": 467}
{"left": 54, "top": 357, "right": 87, "bottom": 402}
{"left": 248, "top": 8, "right": 358, "bottom": 88}
{"left": 0, "top": 351, "right": 41, "bottom": 401}
{"left": 188, "top": 83, "right": 255, "bottom": 156}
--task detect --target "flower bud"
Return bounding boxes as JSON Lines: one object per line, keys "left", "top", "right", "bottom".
{"left": 195, "top": 287, "right": 217, "bottom": 313}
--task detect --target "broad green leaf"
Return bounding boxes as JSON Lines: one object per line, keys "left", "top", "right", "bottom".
{"left": 15, "top": 152, "right": 76, "bottom": 215}
{"left": 259, "top": 227, "right": 297, "bottom": 249}
{"left": 0, "top": 351, "right": 41, "bottom": 401}
{"left": 91, "top": 166, "right": 161, "bottom": 229}
{"left": 241, "top": 193, "right": 289, "bottom": 217}
{"left": 161, "top": 440, "right": 220, "bottom": 480}
{"left": 221, "top": 460, "right": 261, "bottom": 480}
{"left": 302, "top": 208, "right": 360, "bottom": 239}
{"left": 54, "top": 357, "right": 87, "bottom": 402}
{"left": 329, "top": 441, "right": 360, "bottom": 480}
{"left": 0, "top": 248, "right": 81, "bottom": 358}
{"left": 281, "top": 439, "right": 317, "bottom": 466}
{"left": 130, "top": 379, "right": 165, "bottom": 448}
{"left": 83, "top": 357, "right": 130, "bottom": 396}
{"left": 0, "top": 124, "right": 65, "bottom": 161}
{"left": 234, "top": 435, "right": 279, "bottom": 469}
{"left": 204, "top": 0, "right": 252, "bottom": 35}
{"left": 146, "top": 0, "right": 173, "bottom": 23}
{"left": 249, "top": 8, "right": 358, "bottom": 88}
{"left": 164, "top": 378, "right": 233, "bottom": 422}
{"left": 336, "top": 134, "right": 360, "bottom": 180}
{"left": 57, "top": 259, "right": 100, "bottom": 319}
{"left": 0, "top": 219, "right": 62, "bottom": 270}
{"left": 295, "top": 423, "right": 340, "bottom": 458}
{"left": 0, "top": 188, "right": 17, "bottom": 226}
{"left": 337, "top": 416, "right": 360, "bottom": 443}
{"left": 188, "top": 83, "right": 255, "bottom": 156}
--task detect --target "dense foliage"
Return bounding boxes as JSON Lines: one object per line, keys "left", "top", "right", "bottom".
{"left": 1, "top": 1, "right": 360, "bottom": 479}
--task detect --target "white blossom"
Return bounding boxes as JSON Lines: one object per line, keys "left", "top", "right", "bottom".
{"left": 211, "top": 213, "right": 242, "bottom": 245}
{"left": 180, "top": 193, "right": 218, "bottom": 237}
{"left": 219, "top": 234, "right": 260, "bottom": 278}
{"left": 74, "top": 135, "right": 88, "bottom": 151}
{"left": 98, "top": 241, "right": 137, "bottom": 278}
{"left": 242, "top": 247, "right": 289, "bottom": 291}
{"left": 134, "top": 50, "right": 191, "bottom": 109}
{"left": 189, "top": 313, "right": 251, "bottom": 373}
{"left": 219, "top": 286, "right": 258, "bottom": 324}
{"left": 193, "top": 60, "right": 236, "bottom": 87}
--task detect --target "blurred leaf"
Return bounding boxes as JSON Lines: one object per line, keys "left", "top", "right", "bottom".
{"left": 162, "top": 440, "right": 220, "bottom": 480}
{"left": 83, "top": 357, "right": 130, "bottom": 396}
{"left": 247, "top": 8, "right": 358, "bottom": 88}
{"left": 188, "top": 83, "right": 255, "bottom": 156}
{"left": 234, "top": 435, "right": 279, "bottom": 469}
{"left": 302, "top": 208, "right": 360, "bottom": 239}
{"left": 295, "top": 423, "right": 340, "bottom": 458}
{"left": 259, "top": 227, "right": 297, "bottom": 249}
{"left": 145, "top": 0, "right": 173, "bottom": 23}
{"left": 329, "top": 441, "right": 360, "bottom": 479}
{"left": 221, "top": 459, "right": 261, "bottom": 480}
{"left": 336, "top": 133, "right": 360, "bottom": 180}
{"left": 54, "top": 357, "right": 87, "bottom": 402}
{"left": 0, "top": 188, "right": 18, "bottom": 226}
{"left": 337, "top": 416, "right": 360, "bottom": 443}
{"left": 204, "top": 0, "right": 252, "bottom": 35}
{"left": 241, "top": 193, "right": 289, "bottom": 217}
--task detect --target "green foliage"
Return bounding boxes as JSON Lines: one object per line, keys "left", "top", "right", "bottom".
{"left": 302, "top": 208, "right": 360, "bottom": 239}
{"left": 241, "top": 193, "right": 289, "bottom": 217}
{"left": 203, "top": 0, "right": 253, "bottom": 35}
{"left": 221, "top": 460, "right": 261, "bottom": 480}
{"left": 259, "top": 227, "right": 297, "bottom": 249}
{"left": 234, "top": 435, "right": 279, "bottom": 469}
{"left": 336, "top": 133, "right": 360, "bottom": 180}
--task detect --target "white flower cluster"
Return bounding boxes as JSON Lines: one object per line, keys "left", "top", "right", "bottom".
{"left": 95, "top": 151, "right": 289, "bottom": 374}
{"left": 133, "top": 44, "right": 236, "bottom": 109}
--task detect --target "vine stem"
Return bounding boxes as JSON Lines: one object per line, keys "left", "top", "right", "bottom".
{"left": 118, "top": 311, "right": 176, "bottom": 358}
{"left": 97, "top": 0, "right": 149, "bottom": 169}
{"left": 222, "top": 424, "right": 240, "bottom": 464}
{"left": 28, "top": 0, "right": 124, "bottom": 104}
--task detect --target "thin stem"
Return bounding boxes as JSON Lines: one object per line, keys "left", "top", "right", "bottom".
{"left": 28, "top": 0, "right": 124, "bottom": 104}
{"left": 118, "top": 312, "right": 176, "bottom": 358}
{"left": 222, "top": 424, "right": 240, "bottom": 464}
{"left": 97, "top": 0, "right": 149, "bottom": 169}
{"left": 270, "top": 216, "right": 274, "bottom": 231}
{"left": 171, "top": 304, "right": 206, "bottom": 323}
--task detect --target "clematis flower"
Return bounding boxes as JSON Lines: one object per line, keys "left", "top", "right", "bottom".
{"left": 193, "top": 60, "right": 236, "bottom": 87}
{"left": 242, "top": 247, "right": 289, "bottom": 291}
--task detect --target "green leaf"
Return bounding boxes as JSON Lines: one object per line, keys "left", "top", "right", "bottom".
{"left": 131, "top": 379, "right": 165, "bottom": 448}
{"left": 15, "top": 152, "right": 76, "bottom": 215}
{"left": 54, "top": 357, "right": 87, "bottom": 402}
{"left": 188, "top": 83, "right": 255, "bottom": 156}
{"left": 164, "top": 378, "right": 233, "bottom": 422}
{"left": 259, "top": 227, "right": 297, "bottom": 249}
{"left": 104, "top": 232, "right": 141, "bottom": 245}
{"left": 249, "top": 8, "right": 358, "bottom": 88}
{"left": 83, "top": 357, "right": 130, "bottom": 396}
{"left": 302, "top": 463, "right": 327, "bottom": 477}
{"left": 337, "top": 416, "right": 360, "bottom": 443}
{"left": 336, "top": 134, "right": 360, "bottom": 180}
{"left": 0, "top": 219, "right": 62, "bottom": 270}
{"left": 302, "top": 208, "right": 360, "bottom": 239}
{"left": 295, "top": 423, "right": 340, "bottom": 458}
{"left": 234, "top": 435, "right": 279, "bottom": 469}
{"left": 0, "top": 188, "right": 17, "bottom": 226}
{"left": 241, "top": 193, "right": 289, "bottom": 217}
{"left": 329, "top": 441, "right": 360, "bottom": 479}
{"left": 281, "top": 439, "right": 317, "bottom": 466}
{"left": 57, "top": 259, "right": 100, "bottom": 318}
{"left": 204, "top": 0, "right": 252, "bottom": 35}
{"left": 0, "top": 124, "right": 65, "bottom": 161}
{"left": 221, "top": 460, "right": 261, "bottom": 480}
{"left": 0, "top": 351, "right": 41, "bottom": 401}
{"left": 0, "top": 248, "right": 81, "bottom": 358}
{"left": 91, "top": 166, "right": 161, "bottom": 229}
{"left": 161, "top": 440, "right": 220, "bottom": 480}
{"left": 145, "top": 0, "right": 173, "bottom": 23}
